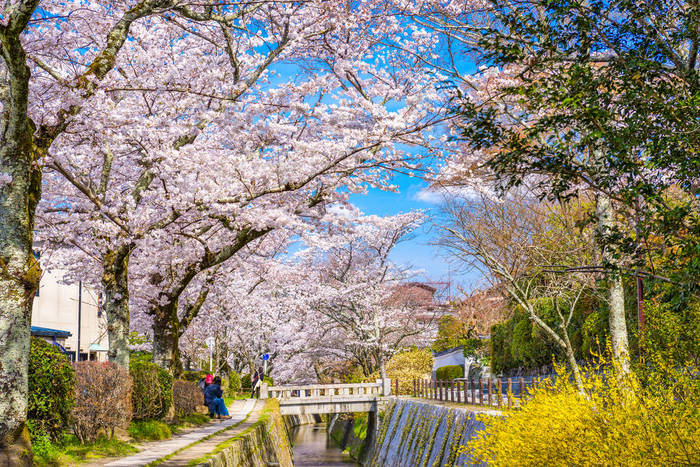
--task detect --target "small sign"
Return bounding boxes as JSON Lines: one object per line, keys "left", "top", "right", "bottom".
{"left": 262, "top": 353, "right": 270, "bottom": 361}
{"left": 205, "top": 336, "right": 215, "bottom": 348}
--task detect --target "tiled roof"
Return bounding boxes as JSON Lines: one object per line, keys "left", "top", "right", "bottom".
{"left": 30, "top": 326, "right": 72, "bottom": 338}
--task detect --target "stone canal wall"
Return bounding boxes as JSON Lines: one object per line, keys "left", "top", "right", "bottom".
{"left": 328, "top": 413, "right": 368, "bottom": 463}
{"left": 370, "top": 399, "right": 487, "bottom": 467}
{"left": 195, "top": 399, "right": 293, "bottom": 467}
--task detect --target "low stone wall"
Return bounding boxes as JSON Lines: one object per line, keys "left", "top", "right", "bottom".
{"left": 195, "top": 400, "right": 293, "bottom": 467}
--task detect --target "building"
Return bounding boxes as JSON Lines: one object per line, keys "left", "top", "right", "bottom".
{"left": 31, "top": 268, "right": 109, "bottom": 362}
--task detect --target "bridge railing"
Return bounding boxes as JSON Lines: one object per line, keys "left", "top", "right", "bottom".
{"left": 261, "top": 380, "right": 389, "bottom": 400}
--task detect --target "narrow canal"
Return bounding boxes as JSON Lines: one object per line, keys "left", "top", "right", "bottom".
{"left": 290, "top": 423, "right": 359, "bottom": 466}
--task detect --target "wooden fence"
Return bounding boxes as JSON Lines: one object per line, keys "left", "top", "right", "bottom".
{"left": 411, "top": 376, "right": 548, "bottom": 409}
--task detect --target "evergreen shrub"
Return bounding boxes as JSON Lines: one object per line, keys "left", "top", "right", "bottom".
{"left": 240, "top": 373, "right": 252, "bottom": 389}
{"left": 28, "top": 337, "right": 76, "bottom": 441}
{"left": 130, "top": 360, "right": 173, "bottom": 420}
{"left": 435, "top": 364, "right": 463, "bottom": 381}
{"left": 228, "top": 372, "right": 242, "bottom": 392}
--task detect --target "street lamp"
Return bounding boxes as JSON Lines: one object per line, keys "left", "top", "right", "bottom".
{"left": 205, "top": 336, "right": 215, "bottom": 372}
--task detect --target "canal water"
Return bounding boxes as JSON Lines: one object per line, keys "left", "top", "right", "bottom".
{"left": 290, "top": 423, "right": 359, "bottom": 466}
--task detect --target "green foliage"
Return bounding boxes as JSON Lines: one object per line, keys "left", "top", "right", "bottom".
{"left": 455, "top": 0, "right": 700, "bottom": 290}
{"left": 27, "top": 337, "right": 75, "bottom": 442}
{"left": 432, "top": 315, "right": 476, "bottom": 353}
{"left": 127, "top": 420, "right": 172, "bottom": 441}
{"left": 129, "top": 360, "right": 173, "bottom": 421}
{"left": 228, "top": 372, "right": 242, "bottom": 392}
{"left": 491, "top": 298, "right": 607, "bottom": 373}
{"left": 240, "top": 373, "right": 252, "bottom": 389}
{"left": 263, "top": 375, "right": 274, "bottom": 385}
{"left": 129, "top": 350, "right": 154, "bottom": 364}
{"left": 352, "top": 413, "right": 368, "bottom": 440}
{"left": 461, "top": 338, "right": 482, "bottom": 358}
{"left": 641, "top": 298, "right": 700, "bottom": 368}
{"left": 182, "top": 370, "right": 208, "bottom": 382}
{"left": 128, "top": 332, "right": 150, "bottom": 347}
{"left": 435, "top": 365, "right": 463, "bottom": 381}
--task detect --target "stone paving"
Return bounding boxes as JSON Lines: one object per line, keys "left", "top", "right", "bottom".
{"left": 104, "top": 399, "right": 256, "bottom": 467}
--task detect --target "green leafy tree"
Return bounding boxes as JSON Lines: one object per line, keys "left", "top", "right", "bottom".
{"left": 450, "top": 0, "right": 700, "bottom": 373}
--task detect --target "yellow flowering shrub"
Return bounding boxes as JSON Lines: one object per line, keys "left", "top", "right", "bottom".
{"left": 463, "top": 358, "right": 700, "bottom": 466}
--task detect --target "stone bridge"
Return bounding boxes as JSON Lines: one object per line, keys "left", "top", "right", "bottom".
{"left": 260, "top": 380, "right": 391, "bottom": 415}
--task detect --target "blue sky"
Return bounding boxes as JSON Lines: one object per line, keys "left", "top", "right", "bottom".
{"left": 348, "top": 173, "right": 485, "bottom": 297}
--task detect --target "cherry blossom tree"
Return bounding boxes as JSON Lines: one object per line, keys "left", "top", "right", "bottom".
{"left": 296, "top": 212, "right": 439, "bottom": 380}
{"left": 1, "top": 0, "right": 459, "bottom": 456}
{"left": 1, "top": 0, "right": 248, "bottom": 456}
{"left": 38, "top": 0, "right": 455, "bottom": 379}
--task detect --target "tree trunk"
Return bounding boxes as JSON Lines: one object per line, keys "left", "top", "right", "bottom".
{"left": 152, "top": 302, "right": 184, "bottom": 378}
{"left": 102, "top": 245, "right": 132, "bottom": 368}
{"left": 0, "top": 167, "right": 40, "bottom": 464}
{"left": 596, "top": 193, "right": 630, "bottom": 374}
{"left": 0, "top": 20, "right": 42, "bottom": 461}
{"left": 562, "top": 328, "right": 584, "bottom": 392}
{"left": 378, "top": 355, "right": 387, "bottom": 381}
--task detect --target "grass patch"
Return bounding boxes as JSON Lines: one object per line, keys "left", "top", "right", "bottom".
{"left": 33, "top": 434, "right": 137, "bottom": 466}
{"left": 128, "top": 420, "right": 172, "bottom": 441}
{"left": 172, "top": 413, "right": 211, "bottom": 427}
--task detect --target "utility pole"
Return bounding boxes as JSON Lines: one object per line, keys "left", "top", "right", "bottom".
{"left": 637, "top": 275, "right": 644, "bottom": 331}
{"left": 77, "top": 280, "right": 82, "bottom": 361}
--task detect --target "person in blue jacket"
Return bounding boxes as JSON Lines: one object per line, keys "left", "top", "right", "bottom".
{"left": 203, "top": 376, "right": 231, "bottom": 419}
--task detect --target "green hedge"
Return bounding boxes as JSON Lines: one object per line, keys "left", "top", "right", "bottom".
{"left": 228, "top": 372, "right": 241, "bottom": 392}
{"left": 240, "top": 373, "right": 251, "bottom": 389}
{"left": 435, "top": 365, "right": 463, "bottom": 381}
{"left": 28, "top": 338, "right": 75, "bottom": 441}
{"left": 130, "top": 361, "right": 173, "bottom": 420}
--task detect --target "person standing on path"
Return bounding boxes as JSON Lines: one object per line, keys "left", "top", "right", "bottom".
{"left": 203, "top": 376, "right": 231, "bottom": 419}
{"left": 251, "top": 367, "right": 264, "bottom": 398}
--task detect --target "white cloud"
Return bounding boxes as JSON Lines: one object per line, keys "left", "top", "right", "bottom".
{"left": 414, "top": 188, "right": 444, "bottom": 205}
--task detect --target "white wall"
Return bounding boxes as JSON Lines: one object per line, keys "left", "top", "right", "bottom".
{"left": 32, "top": 269, "right": 108, "bottom": 361}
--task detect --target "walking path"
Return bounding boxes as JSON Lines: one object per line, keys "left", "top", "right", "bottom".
{"left": 104, "top": 399, "right": 256, "bottom": 467}
{"left": 157, "top": 400, "right": 263, "bottom": 466}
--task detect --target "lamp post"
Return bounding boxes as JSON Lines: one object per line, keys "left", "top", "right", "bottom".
{"left": 205, "top": 336, "right": 215, "bottom": 372}
{"left": 77, "top": 281, "right": 82, "bottom": 361}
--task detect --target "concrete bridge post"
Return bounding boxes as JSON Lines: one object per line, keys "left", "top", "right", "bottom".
{"left": 379, "top": 379, "right": 391, "bottom": 396}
